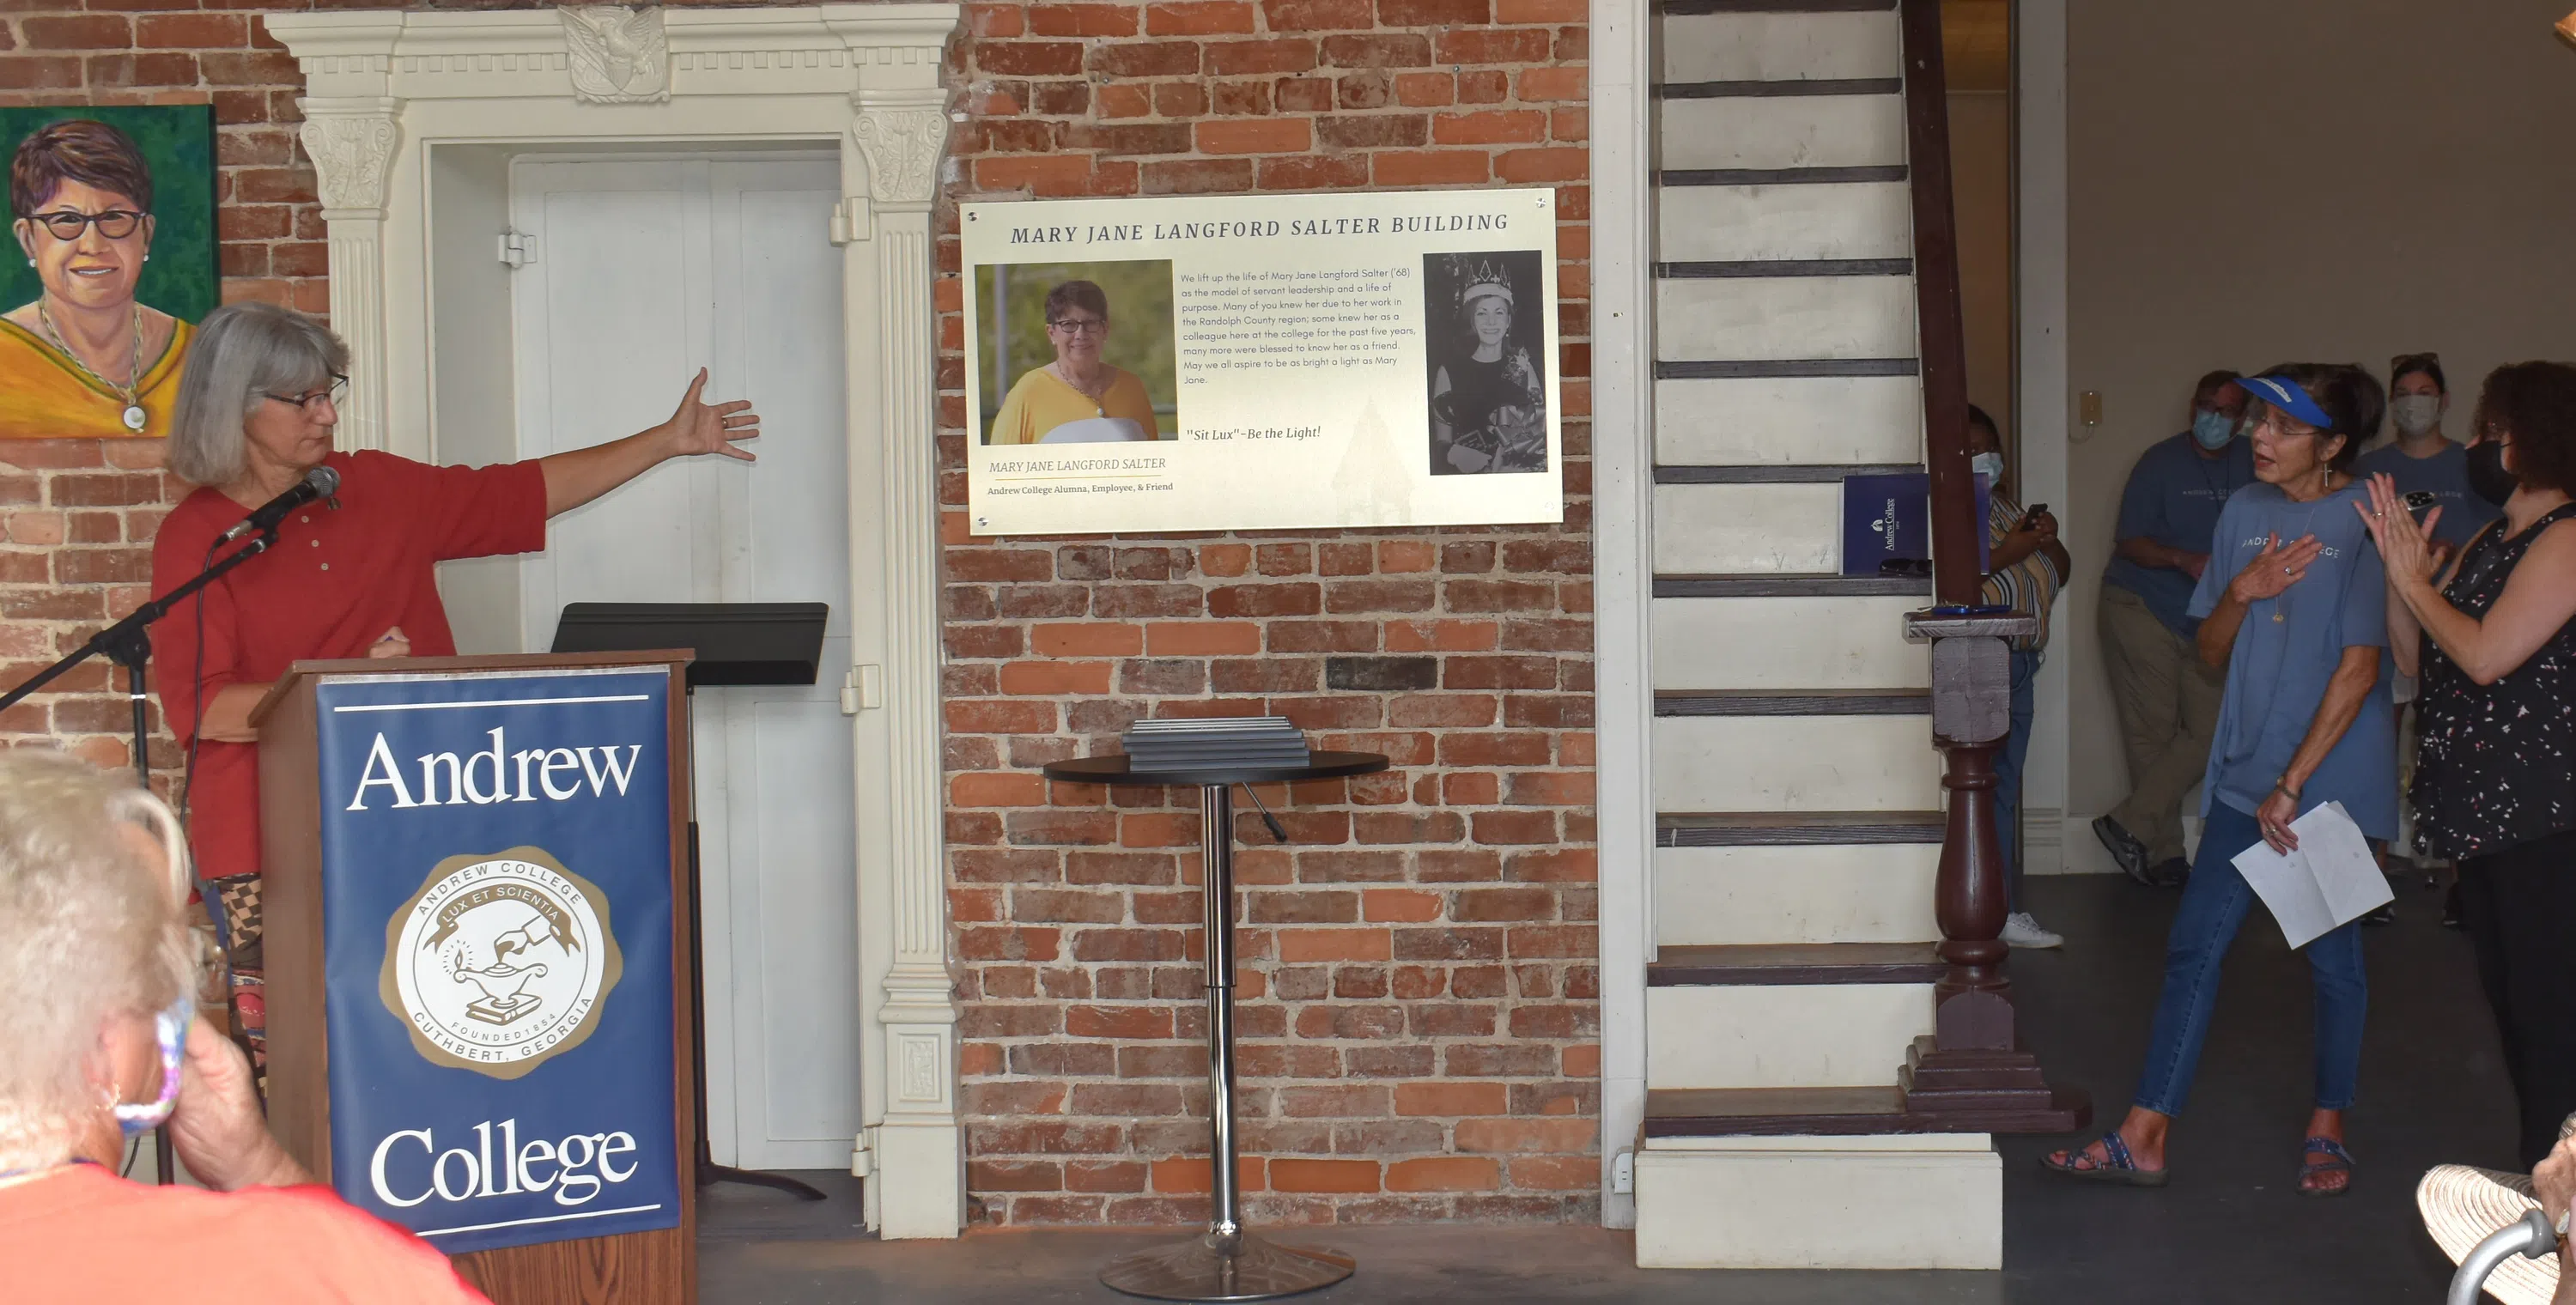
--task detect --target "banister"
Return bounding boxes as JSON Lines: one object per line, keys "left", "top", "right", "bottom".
{"left": 1888, "top": 0, "right": 2089, "bottom": 1136}
{"left": 1898, "top": 0, "right": 1982, "bottom": 609}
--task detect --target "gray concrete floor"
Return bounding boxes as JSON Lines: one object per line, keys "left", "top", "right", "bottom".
{"left": 698, "top": 873, "right": 2513, "bottom": 1303}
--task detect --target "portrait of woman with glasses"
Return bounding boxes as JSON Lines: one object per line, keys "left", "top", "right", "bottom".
{"left": 986, "top": 278, "right": 1163, "bottom": 446}
{"left": 0, "top": 118, "right": 193, "bottom": 439}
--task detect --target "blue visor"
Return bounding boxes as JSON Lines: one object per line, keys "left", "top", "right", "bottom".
{"left": 2240, "top": 374, "right": 2336, "bottom": 431}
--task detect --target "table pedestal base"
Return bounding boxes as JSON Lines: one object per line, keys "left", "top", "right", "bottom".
{"left": 1100, "top": 1230, "right": 1356, "bottom": 1302}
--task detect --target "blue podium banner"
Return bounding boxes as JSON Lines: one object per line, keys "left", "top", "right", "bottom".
{"left": 314, "top": 666, "right": 682, "bottom": 1256}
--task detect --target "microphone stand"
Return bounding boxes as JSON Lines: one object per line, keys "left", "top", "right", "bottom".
{"left": 0, "top": 525, "right": 283, "bottom": 1186}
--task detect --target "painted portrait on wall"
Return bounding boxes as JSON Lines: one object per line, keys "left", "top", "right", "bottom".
{"left": 0, "top": 106, "right": 217, "bottom": 440}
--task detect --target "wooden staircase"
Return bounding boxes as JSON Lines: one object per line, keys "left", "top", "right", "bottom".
{"left": 1631, "top": 0, "right": 2084, "bottom": 1271}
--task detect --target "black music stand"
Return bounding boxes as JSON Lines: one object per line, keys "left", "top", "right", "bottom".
{"left": 550, "top": 602, "right": 831, "bottom": 1202}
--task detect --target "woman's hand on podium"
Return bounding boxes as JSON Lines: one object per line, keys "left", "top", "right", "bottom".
{"left": 368, "top": 627, "right": 410, "bottom": 660}
{"left": 169, "top": 1017, "right": 313, "bottom": 1191}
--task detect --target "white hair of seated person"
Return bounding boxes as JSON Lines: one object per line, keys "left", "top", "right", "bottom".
{"left": 0, "top": 750, "right": 196, "bottom": 1174}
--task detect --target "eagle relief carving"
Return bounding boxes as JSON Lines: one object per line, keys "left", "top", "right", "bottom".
{"left": 561, "top": 5, "right": 670, "bottom": 105}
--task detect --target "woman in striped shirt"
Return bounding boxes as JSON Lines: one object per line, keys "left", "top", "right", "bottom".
{"left": 1970, "top": 404, "right": 2071, "bottom": 949}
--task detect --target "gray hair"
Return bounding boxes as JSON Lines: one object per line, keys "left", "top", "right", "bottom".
{"left": 167, "top": 302, "right": 348, "bottom": 487}
{"left": 0, "top": 750, "right": 195, "bottom": 1171}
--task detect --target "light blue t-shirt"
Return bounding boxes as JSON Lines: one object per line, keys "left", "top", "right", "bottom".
{"left": 2104, "top": 432, "right": 2257, "bottom": 637}
{"left": 2185, "top": 480, "right": 2397, "bottom": 840}
{"left": 2354, "top": 440, "right": 2503, "bottom": 550}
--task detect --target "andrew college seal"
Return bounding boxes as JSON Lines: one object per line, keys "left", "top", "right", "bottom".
{"left": 380, "top": 847, "right": 623, "bottom": 1081}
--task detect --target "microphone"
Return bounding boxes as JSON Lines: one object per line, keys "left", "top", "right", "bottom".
{"left": 218, "top": 465, "right": 342, "bottom": 543}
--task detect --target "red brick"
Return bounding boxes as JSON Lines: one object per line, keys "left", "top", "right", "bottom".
{"left": 1196, "top": 118, "right": 1312, "bottom": 155}
{"left": 980, "top": 40, "right": 1088, "bottom": 76}
{"left": 1032, "top": 622, "right": 1145, "bottom": 657}
{"left": 1377, "top": 0, "right": 1490, "bottom": 21}
{"left": 1394, "top": 1081, "right": 1510, "bottom": 1116}
{"left": 1268, "top": 1158, "right": 1379, "bottom": 1193}
{"left": 1150, "top": 1156, "right": 1266, "bottom": 1193}
{"left": 1146, "top": 2, "right": 1256, "bottom": 33}
{"left": 1385, "top": 1156, "right": 1500, "bottom": 1192}
{"left": 1372, "top": 149, "right": 1490, "bottom": 186}
{"left": 953, "top": 772, "right": 1050, "bottom": 807}
{"left": 21, "top": 15, "right": 131, "bottom": 49}
{"left": 1362, "top": 889, "right": 1443, "bottom": 923}
{"left": 1433, "top": 109, "right": 1547, "bottom": 145}
{"left": 1496, "top": 147, "right": 1589, "bottom": 184}
{"left": 1455, "top": 1118, "right": 1595, "bottom": 1155}
{"left": 135, "top": 13, "right": 246, "bottom": 46}
{"left": 1027, "top": 4, "right": 1139, "bottom": 36}
{"left": 1066, "top": 1005, "right": 1175, "bottom": 1040}
{"left": 1092, "top": 41, "right": 1202, "bottom": 77}
{"left": 1146, "top": 621, "right": 1261, "bottom": 655}
{"left": 1206, "top": 38, "right": 1317, "bottom": 75}
{"left": 1519, "top": 65, "right": 1587, "bottom": 101}
{"left": 1263, "top": 0, "right": 1372, "bottom": 27}
{"left": 1275, "top": 927, "right": 1392, "bottom": 962}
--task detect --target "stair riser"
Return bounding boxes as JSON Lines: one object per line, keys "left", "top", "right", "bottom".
{"left": 1654, "top": 845, "right": 1939, "bottom": 947}
{"left": 1654, "top": 714, "right": 1943, "bottom": 811}
{"left": 1651, "top": 482, "right": 1841, "bottom": 574}
{"left": 1633, "top": 1143, "right": 2001, "bottom": 1271}
{"left": 1660, "top": 9, "right": 1903, "bottom": 84}
{"left": 1656, "top": 182, "right": 1911, "bottom": 264}
{"left": 1656, "top": 96, "right": 1906, "bottom": 173}
{"left": 1655, "top": 275, "right": 1918, "bottom": 363}
{"left": 1652, "top": 594, "right": 1925, "bottom": 690}
{"left": 1645, "top": 984, "right": 1934, "bottom": 1090}
{"left": 1653, "top": 374, "right": 1923, "bottom": 466}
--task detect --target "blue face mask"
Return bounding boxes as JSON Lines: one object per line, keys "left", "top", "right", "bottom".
{"left": 112, "top": 996, "right": 191, "bottom": 1138}
{"left": 2191, "top": 410, "right": 2238, "bottom": 451}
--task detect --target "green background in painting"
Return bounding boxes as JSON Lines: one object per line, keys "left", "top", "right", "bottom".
{"left": 0, "top": 105, "right": 219, "bottom": 324}
{"left": 974, "top": 259, "right": 1180, "bottom": 443}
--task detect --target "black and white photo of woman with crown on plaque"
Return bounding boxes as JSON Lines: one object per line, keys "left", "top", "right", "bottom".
{"left": 1423, "top": 250, "right": 1549, "bottom": 476}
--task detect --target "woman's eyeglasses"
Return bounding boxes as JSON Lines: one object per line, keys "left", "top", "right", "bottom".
{"left": 265, "top": 377, "right": 350, "bottom": 411}
{"left": 1048, "top": 317, "right": 1108, "bottom": 337}
{"left": 25, "top": 209, "right": 147, "bottom": 240}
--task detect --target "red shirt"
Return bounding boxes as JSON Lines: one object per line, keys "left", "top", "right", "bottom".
{"left": 150, "top": 451, "right": 547, "bottom": 881}
{"left": 0, "top": 1164, "right": 490, "bottom": 1303}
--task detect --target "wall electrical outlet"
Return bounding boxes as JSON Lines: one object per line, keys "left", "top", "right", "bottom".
{"left": 1612, "top": 1149, "right": 1636, "bottom": 1194}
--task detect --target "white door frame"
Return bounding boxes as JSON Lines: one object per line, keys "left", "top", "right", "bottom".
{"left": 1587, "top": 0, "right": 1656, "bottom": 1231}
{"left": 265, "top": 4, "right": 966, "bottom": 1238}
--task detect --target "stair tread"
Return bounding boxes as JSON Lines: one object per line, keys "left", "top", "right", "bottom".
{"left": 1656, "top": 463, "right": 1921, "bottom": 483}
{"left": 1649, "top": 942, "right": 1944, "bottom": 986}
{"left": 1656, "top": 78, "right": 1903, "bottom": 100}
{"left": 1656, "top": 689, "right": 1928, "bottom": 716}
{"left": 1657, "top": 258, "right": 1913, "bottom": 278}
{"left": 1656, "top": 359, "right": 1918, "bottom": 379}
{"left": 1663, "top": 0, "right": 1899, "bottom": 13}
{"left": 1657, "top": 810, "right": 1943, "bottom": 847}
{"left": 1655, "top": 574, "right": 1930, "bottom": 598}
{"left": 1658, "top": 166, "right": 1911, "bottom": 187}
{"left": 1646, "top": 1085, "right": 2093, "bottom": 1138}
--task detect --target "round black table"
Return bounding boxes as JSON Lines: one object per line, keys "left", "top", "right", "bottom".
{"left": 1042, "top": 751, "right": 1389, "bottom": 1302}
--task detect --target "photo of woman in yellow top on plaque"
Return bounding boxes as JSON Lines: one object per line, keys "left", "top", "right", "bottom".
{"left": 1, "top": 112, "right": 214, "bottom": 440}
{"left": 981, "top": 271, "right": 1176, "bottom": 446}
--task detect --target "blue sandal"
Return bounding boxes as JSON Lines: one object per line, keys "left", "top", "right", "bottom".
{"left": 2300, "top": 1136, "right": 2354, "bottom": 1198}
{"left": 2039, "top": 1132, "right": 2169, "bottom": 1187}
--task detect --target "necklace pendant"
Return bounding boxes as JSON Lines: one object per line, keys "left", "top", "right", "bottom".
{"left": 121, "top": 404, "right": 148, "bottom": 433}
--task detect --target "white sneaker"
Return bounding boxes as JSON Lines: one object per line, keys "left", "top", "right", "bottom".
{"left": 2002, "top": 912, "right": 2063, "bottom": 950}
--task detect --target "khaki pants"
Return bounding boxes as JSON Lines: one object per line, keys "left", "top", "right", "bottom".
{"left": 2099, "top": 584, "right": 2225, "bottom": 865}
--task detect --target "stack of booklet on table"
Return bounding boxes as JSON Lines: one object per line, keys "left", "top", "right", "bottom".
{"left": 1121, "top": 716, "right": 1311, "bottom": 770}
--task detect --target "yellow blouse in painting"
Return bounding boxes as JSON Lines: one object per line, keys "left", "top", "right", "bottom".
{"left": 986, "top": 366, "right": 1160, "bottom": 446}
{"left": 0, "top": 315, "right": 195, "bottom": 440}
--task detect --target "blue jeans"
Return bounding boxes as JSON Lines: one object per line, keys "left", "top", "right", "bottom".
{"left": 1993, "top": 648, "right": 2042, "bottom": 912}
{"left": 2131, "top": 802, "right": 2368, "bottom": 1116}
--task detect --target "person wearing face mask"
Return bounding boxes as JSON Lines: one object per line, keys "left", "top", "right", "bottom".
{"left": 2360, "top": 361, "right": 2576, "bottom": 1170}
{"left": 2355, "top": 354, "right": 2500, "bottom": 924}
{"left": 1968, "top": 405, "right": 2072, "bottom": 949}
{"left": 2094, "top": 371, "right": 2258, "bottom": 888}
{"left": 0, "top": 749, "right": 489, "bottom": 1303}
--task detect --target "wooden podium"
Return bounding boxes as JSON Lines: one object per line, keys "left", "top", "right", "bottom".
{"left": 255, "top": 652, "right": 697, "bottom": 1305}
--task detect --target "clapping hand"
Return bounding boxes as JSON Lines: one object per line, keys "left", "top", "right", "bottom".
{"left": 2227, "top": 532, "right": 2323, "bottom": 604}
{"left": 2355, "top": 473, "right": 2441, "bottom": 588}
{"left": 659, "top": 368, "right": 760, "bottom": 463}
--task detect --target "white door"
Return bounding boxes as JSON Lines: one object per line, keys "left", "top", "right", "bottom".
{"left": 508, "top": 155, "right": 861, "bottom": 1170}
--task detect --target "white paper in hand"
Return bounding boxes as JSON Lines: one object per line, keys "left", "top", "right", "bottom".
{"left": 2230, "top": 802, "right": 2394, "bottom": 950}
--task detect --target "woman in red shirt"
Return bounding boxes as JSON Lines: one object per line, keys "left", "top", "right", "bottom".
{"left": 149, "top": 302, "right": 757, "bottom": 1054}
{"left": 0, "top": 748, "right": 490, "bottom": 1303}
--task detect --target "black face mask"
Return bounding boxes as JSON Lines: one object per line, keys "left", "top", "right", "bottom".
{"left": 2466, "top": 440, "right": 2518, "bottom": 507}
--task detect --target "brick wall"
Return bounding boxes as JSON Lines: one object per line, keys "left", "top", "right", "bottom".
{"left": 0, "top": 0, "right": 1601, "bottom": 1228}
{"left": 938, "top": 0, "right": 1596, "bottom": 1225}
